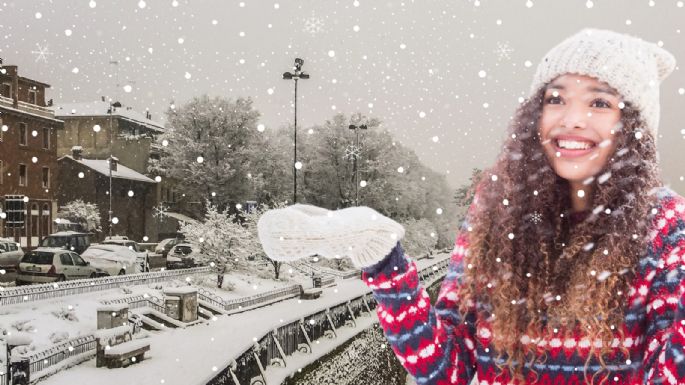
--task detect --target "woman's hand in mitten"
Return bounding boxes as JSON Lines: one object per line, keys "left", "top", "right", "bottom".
{"left": 257, "top": 204, "right": 404, "bottom": 268}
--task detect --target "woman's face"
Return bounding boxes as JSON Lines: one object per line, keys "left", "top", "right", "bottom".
{"left": 539, "top": 74, "right": 623, "bottom": 184}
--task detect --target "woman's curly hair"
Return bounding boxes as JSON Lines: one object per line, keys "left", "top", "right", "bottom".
{"left": 457, "top": 85, "right": 663, "bottom": 384}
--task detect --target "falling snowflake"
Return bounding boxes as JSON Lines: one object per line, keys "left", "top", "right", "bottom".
{"left": 530, "top": 211, "right": 543, "bottom": 224}
{"left": 493, "top": 41, "right": 514, "bottom": 61}
{"left": 31, "top": 43, "right": 52, "bottom": 63}
{"left": 303, "top": 12, "right": 325, "bottom": 34}
{"left": 344, "top": 145, "right": 361, "bottom": 161}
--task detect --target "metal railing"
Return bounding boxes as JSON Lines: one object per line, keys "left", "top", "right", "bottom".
{"left": 205, "top": 257, "right": 450, "bottom": 385}
{"left": 0, "top": 267, "right": 212, "bottom": 306}
{"left": 223, "top": 285, "right": 302, "bottom": 312}
{"left": 101, "top": 294, "right": 166, "bottom": 314}
{"left": 26, "top": 334, "right": 97, "bottom": 382}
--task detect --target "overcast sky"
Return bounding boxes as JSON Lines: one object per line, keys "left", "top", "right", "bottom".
{"left": 1, "top": 0, "right": 683, "bottom": 192}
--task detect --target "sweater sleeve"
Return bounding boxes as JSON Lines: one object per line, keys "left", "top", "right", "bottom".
{"left": 641, "top": 197, "right": 685, "bottom": 384}
{"left": 362, "top": 220, "right": 478, "bottom": 385}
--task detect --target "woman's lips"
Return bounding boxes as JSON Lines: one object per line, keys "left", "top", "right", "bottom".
{"left": 552, "top": 139, "right": 597, "bottom": 158}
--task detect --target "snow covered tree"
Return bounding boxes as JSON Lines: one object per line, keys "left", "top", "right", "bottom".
{"left": 401, "top": 218, "right": 439, "bottom": 257}
{"left": 242, "top": 201, "right": 288, "bottom": 279}
{"left": 57, "top": 199, "right": 101, "bottom": 232}
{"left": 149, "top": 95, "right": 261, "bottom": 212}
{"left": 179, "top": 201, "right": 257, "bottom": 287}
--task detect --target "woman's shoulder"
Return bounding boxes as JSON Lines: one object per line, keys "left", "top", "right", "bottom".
{"left": 650, "top": 185, "right": 685, "bottom": 236}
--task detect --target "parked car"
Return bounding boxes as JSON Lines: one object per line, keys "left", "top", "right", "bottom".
{"left": 16, "top": 248, "right": 99, "bottom": 285}
{"left": 0, "top": 238, "right": 24, "bottom": 271}
{"left": 167, "top": 243, "right": 202, "bottom": 269}
{"left": 154, "top": 238, "right": 183, "bottom": 258}
{"left": 81, "top": 244, "right": 141, "bottom": 276}
{"left": 101, "top": 236, "right": 150, "bottom": 272}
{"left": 38, "top": 231, "right": 92, "bottom": 255}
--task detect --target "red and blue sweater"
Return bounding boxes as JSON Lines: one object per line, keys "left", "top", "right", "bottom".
{"left": 363, "top": 187, "right": 685, "bottom": 384}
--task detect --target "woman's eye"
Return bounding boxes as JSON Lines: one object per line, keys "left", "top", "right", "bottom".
{"left": 592, "top": 99, "right": 611, "bottom": 108}
{"left": 544, "top": 96, "right": 562, "bottom": 105}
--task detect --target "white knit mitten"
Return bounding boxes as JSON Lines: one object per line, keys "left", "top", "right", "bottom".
{"left": 257, "top": 204, "right": 404, "bottom": 268}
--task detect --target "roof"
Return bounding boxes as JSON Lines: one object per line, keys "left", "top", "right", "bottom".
{"left": 165, "top": 212, "right": 198, "bottom": 224}
{"left": 60, "top": 155, "right": 156, "bottom": 183}
{"left": 51, "top": 101, "right": 165, "bottom": 133}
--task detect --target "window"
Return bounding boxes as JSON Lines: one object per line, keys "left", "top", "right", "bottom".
{"left": 42, "top": 127, "right": 50, "bottom": 149}
{"left": 72, "top": 253, "right": 87, "bottom": 266}
{"left": 19, "top": 164, "right": 27, "bottom": 186}
{"left": 19, "top": 123, "right": 27, "bottom": 146}
{"left": 60, "top": 253, "right": 74, "bottom": 266}
{"left": 42, "top": 167, "right": 50, "bottom": 189}
{"left": 28, "top": 89, "right": 37, "bottom": 105}
{"left": 0, "top": 82, "right": 11, "bottom": 98}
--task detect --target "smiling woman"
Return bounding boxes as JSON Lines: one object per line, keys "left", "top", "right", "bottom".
{"left": 539, "top": 74, "right": 624, "bottom": 213}
{"left": 258, "top": 28, "right": 685, "bottom": 385}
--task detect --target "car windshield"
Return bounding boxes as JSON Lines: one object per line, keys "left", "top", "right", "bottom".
{"left": 22, "top": 252, "right": 54, "bottom": 265}
{"left": 175, "top": 245, "right": 193, "bottom": 255}
{"left": 40, "top": 236, "right": 69, "bottom": 248}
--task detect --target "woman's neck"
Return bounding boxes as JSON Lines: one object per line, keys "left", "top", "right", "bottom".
{"left": 569, "top": 181, "right": 593, "bottom": 213}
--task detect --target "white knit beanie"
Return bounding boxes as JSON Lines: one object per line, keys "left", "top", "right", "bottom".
{"left": 530, "top": 28, "right": 676, "bottom": 138}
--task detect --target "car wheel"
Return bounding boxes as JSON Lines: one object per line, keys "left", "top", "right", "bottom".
{"left": 118, "top": 269, "right": 126, "bottom": 275}
{"left": 57, "top": 275, "right": 66, "bottom": 282}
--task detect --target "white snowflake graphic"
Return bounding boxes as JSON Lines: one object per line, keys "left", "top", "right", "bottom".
{"left": 303, "top": 12, "right": 325, "bottom": 34}
{"left": 493, "top": 41, "right": 514, "bottom": 61}
{"left": 344, "top": 145, "right": 361, "bottom": 161}
{"left": 31, "top": 43, "right": 52, "bottom": 63}
{"left": 152, "top": 203, "right": 169, "bottom": 220}
{"left": 530, "top": 211, "right": 543, "bottom": 224}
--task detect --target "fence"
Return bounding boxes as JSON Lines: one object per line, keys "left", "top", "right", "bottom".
{"left": 100, "top": 293, "right": 166, "bottom": 314}
{"left": 0, "top": 267, "right": 212, "bottom": 306}
{"left": 205, "top": 257, "right": 450, "bottom": 385}
{"left": 25, "top": 334, "right": 97, "bottom": 382}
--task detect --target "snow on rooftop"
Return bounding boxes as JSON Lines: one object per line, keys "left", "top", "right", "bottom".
{"left": 51, "top": 101, "right": 165, "bottom": 132}
{"left": 62, "top": 155, "right": 156, "bottom": 183}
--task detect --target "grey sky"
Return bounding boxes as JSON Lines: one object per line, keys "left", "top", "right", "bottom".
{"left": 1, "top": 0, "right": 683, "bottom": 192}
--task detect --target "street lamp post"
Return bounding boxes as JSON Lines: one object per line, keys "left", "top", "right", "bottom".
{"left": 107, "top": 60, "right": 119, "bottom": 238}
{"left": 282, "top": 58, "right": 310, "bottom": 204}
{"left": 348, "top": 124, "right": 368, "bottom": 206}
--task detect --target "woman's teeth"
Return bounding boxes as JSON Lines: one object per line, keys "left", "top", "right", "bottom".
{"left": 556, "top": 139, "right": 594, "bottom": 150}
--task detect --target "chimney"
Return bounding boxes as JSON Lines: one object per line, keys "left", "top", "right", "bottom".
{"left": 71, "top": 146, "right": 83, "bottom": 160}
{"left": 47, "top": 98, "right": 53, "bottom": 107}
{"left": 101, "top": 96, "right": 105, "bottom": 102}
{"left": 146, "top": 111, "right": 151, "bottom": 120}
{"left": 5, "top": 65, "right": 19, "bottom": 108}
{"left": 109, "top": 156, "right": 119, "bottom": 172}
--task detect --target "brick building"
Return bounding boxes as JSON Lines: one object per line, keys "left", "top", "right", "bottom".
{"left": 57, "top": 149, "right": 157, "bottom": 242}
{"left": 0, "top": 63, "right": 63, "bottom": 247}
{"left": 52, "top": 101, "right": 191, "bottom": 240}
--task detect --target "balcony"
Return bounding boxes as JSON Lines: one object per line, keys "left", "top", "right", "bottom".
{"left": 0, "top": 95, "right": 57, "bottom": 119}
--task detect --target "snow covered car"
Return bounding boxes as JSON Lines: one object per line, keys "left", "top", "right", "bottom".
{"left": 38, "top": 231, "right": 92, "bottom": 254}
{"left": 167, "top": 243, "right": 202, "bottom": 269}
{"left": 102, "top": 237, "right": 150, "bottom": 272}
{"left": 154, "top": 238, "right": 183, "bottom": 258}
{"left": 0, "top": 238, "right": 24, "bottom": 271}
{"left": 81, "top": 244, "right": 142, "bottom": 276}
{"left": 16, "top": 248, "right": 99, "bottom": 285}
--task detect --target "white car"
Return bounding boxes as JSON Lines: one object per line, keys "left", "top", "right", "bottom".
{"left": 16, "top": 248, "right": 99, "bottom": 285}
{"left": 81, "top": 244, "right": 141, "bottom": 276}
{"left": 102, "top": 237, "right": 150, "bottom": 272}
{"left": 0, "top": 238, "right": 24, "bottom": 271}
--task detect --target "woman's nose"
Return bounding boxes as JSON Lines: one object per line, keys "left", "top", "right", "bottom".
{"left": 560, "top": 104, "right": 588, "bottom": 129}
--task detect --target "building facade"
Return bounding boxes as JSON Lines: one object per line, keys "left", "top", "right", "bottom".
{"left": 53, "top": 101, "right": 191, "bottom": 240}
{"left": 57, "top": 150, "right": 157, "bottom": 242}
{"left": 0, "top": 64, "right": 63, "bottom": 247}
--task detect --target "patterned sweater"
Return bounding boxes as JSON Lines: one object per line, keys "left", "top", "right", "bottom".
{"left": 362, "top": 187, "right": 685, "bottom": 384}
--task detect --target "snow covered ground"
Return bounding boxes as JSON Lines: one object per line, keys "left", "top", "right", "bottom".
{"left": 3, "top": 254, "right": 448, "bottom": 385}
